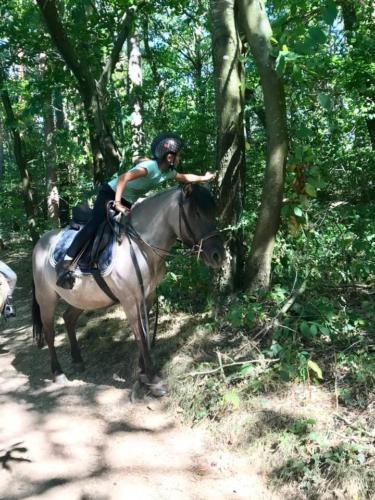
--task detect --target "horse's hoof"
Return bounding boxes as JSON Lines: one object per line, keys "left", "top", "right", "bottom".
{"left": 54, "top": 373, "right": 69, "bottom": 385}
{"left": 72, "top": 361, "right": 85, "bottom": 372}
{"left": 139, "top": 374, "right": 167, "bottom": 397}
{"left": 149, "top": 380, "right": 167, "bottom": 397}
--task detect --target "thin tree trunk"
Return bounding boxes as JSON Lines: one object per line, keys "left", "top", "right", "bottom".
{"left": 43, "top": 89, "right": 60, "bottom": 224}
{"left": 39, "top": 54, "right": 60, "bottom": 224}
{"left": 238, "top": 0, "right": 288, "bottom": 290}
{"left": 210, "top": 0, "right": 247, "bottom": 291}
{"left": 143, "top": 19, "right": 166, "bottom": 129}
{"left": 0, "top": 67, "right": 39, "bottom": 243}
{"left": 128, "top": 33, "right": 145, "bottom": 161}
{"left": 0, "top": 118, "right": 4, "bottom": 177}
{"left": 53, "top": 89, "right": 71, "bottom": 227}
{"left": 337, "top": 0, "right": 375, "bottom": 150}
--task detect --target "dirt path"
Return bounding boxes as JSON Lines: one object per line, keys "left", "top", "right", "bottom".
{"left": 0, "top": 252, "right": 273, "bottom": 500}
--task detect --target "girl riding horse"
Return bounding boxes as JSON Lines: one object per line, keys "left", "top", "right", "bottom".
{"left": 56, "top": 133, "right": 215, "bottom": 289}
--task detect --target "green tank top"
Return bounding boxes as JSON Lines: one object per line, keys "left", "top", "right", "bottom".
{"left": 108, "top": 160, "right": 177, "bottom": 203}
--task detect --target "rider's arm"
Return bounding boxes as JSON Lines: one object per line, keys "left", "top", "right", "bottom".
{"left": 114, "top": 168, "right": 147, "bottom": 212}
{"left": 174, "top": 172, "right": 215, "bottom": 183}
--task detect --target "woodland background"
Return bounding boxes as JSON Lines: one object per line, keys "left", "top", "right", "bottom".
{"left": 0, "top": 0, "right": 374, "bottom": 497}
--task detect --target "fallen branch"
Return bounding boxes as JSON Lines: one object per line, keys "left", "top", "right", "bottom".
{"left": 184, "top": 358, "right": 279, "bottom": 378}
{"left": 335, "top": 413, "right": 375, "bottom": 439}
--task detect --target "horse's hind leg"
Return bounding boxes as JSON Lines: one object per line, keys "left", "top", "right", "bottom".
{"left": 63, "top": 305, "right": 85, "bottom": 371}
{"left": 39, "top": 297, "right": 67, "bottom": 383}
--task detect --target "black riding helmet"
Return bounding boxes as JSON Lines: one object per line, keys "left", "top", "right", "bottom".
{"left": 151, "top": 133, "right": 183, "bottom": 166}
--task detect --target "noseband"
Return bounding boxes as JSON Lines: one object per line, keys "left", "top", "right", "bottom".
{"left": 178, "top": 189, "right": 219, "bottom": 257}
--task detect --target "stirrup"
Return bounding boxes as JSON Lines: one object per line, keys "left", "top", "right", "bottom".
{"left": 56, "top": 259, "right": 76, "bottom": 289}
{"left": 3, "top": 298, "right": 16, "bottom": 319}
{"left": 56, "top": 269, "right": 76, "bottom": 289}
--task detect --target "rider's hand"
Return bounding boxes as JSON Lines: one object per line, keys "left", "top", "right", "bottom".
{"left": 203, "top": 171, "right": 216, "bottom": 182}
{"left": 114, "top": 201, "right": 130, "bottom": 214}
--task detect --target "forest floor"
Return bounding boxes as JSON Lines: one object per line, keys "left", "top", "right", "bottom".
{"left": 1, "top": 246, "right": 374, "bottom": 499}
{"left": 0, "top": 247, "right": 275, "bottom": 500}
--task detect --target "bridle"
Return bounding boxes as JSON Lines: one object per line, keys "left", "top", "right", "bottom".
{"left": 123, "top": 187, "right": 220, "bottom": 260}
{"left": 177, "top": 188, "right": 220, "bottom": 259}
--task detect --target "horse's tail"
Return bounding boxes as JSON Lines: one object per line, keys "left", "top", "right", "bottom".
{"left": 32, "top": 280, "right": 44, "bottom": 348}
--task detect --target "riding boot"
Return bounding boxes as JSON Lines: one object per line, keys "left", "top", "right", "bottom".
{"left": 56, "top": 259, "right": 76, "bottom": 289}
{"left": 3, "top": 296, "right": 16, "bottom": 319}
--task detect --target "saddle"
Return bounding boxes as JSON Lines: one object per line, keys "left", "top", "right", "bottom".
{"left": 52, "top": 203, "right": 125, "bottom": 276}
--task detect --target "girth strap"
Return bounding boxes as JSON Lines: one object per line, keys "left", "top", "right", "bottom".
{"left": 91, "top": 268, "right": 119, "bottom": 304}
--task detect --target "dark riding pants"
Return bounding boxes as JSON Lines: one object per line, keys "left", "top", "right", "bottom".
{"left": 66, "top": 184, "right": 132, "bottom": 259}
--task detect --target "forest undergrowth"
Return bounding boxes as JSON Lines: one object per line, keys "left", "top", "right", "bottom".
{"left": 157, "top": 200, "right": 375, "bottom": 499}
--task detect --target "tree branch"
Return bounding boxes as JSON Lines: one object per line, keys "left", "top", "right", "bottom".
{"left": 99, "top": 3, "right": 144, "bottom": 91}
{"left": 35, "top": 0, "right": 93, "bottom": 96}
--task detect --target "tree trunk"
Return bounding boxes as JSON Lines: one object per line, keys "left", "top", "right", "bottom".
{"left": 0, "top": 68, "right": 39, "bottom": 243}
{"left": 0, "top": 118, "right": 4, "bottom": 177}
{"left": 128, "top": 33, "right": 145, "bottom": 161}
{"left": 43, "top": 89, "right": 60, "bottom": 224}
{"left": 210, "top": 0, "right": 247, "bottom": 291}
{"left": 337, "top": 0, "right": 375, "bottom": 150}
{"left": 238, "top": 0, "right": 288, "bottom": 290}
{"left": 36, "top": 0, "right": 141, "bottom": 184}
{"left": 39, "top": 54, "right": 60, "bottom": 225}
{"left": 143, "top": 19, "right": 167, "bottom": 129}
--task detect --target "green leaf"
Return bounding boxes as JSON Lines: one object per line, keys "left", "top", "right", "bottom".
{"left": 276, "top": 53, "right": 286, "bottom": 76}
{"left": 240, "top": 363, "right": 255, "bottom": 376}
{"left": 300, "top": 321, "right": 311, "bottom": 337}
{"left": 305, "top": 183, "right": 317, "bottom": 197}
{"left": 293, "top": 206, "right": 303, "bottom": 217}
{"left": 322, "top": 1, "right": 338, "bottom": 25}
{"left": 318, "top": 324, "right": 331, "bottom": 336}
{"left": 223, "top": 390, "right": 241, "bottom": 409}
{"left": 318, "top": 93, "right": 332, "bottom": 110}
{"left": 307, "top": 360, "right": 323, "bottom": 379}
{"left": 308, "top": 27, "right": 327, "bottom": 45}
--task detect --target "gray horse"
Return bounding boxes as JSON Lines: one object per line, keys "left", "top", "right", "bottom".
{"left": 0, "top": 273, "right": 10, "bottom": 318}
{"left": 32, "top": 184, "right": 224, "bottom": 396}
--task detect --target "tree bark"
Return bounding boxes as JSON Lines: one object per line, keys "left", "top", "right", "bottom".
{"left": 143, "top": 18, "right": 166, "bottom": 129}
{"left": 0, "top": 118, "right": 4, "bottom": 177}
{"left": 238, "top": 0, "right": 288, "bottom": 290}
{"left": 43, "top": 89, "right": 60, "bottom": 224}
{"left": 0, "top": 67, "right": 39, "bottom": 243}
{"left": 337, "top": 0, "right": 374, "bottom": 150}
{"left": 210, "top": 0, "right": 247, "bottom": 290}
{"left": 128, "top": 33, "right": 145, "bottom": 161}
{"left": 36, "top": 0, "right": 141, "bottom": 183}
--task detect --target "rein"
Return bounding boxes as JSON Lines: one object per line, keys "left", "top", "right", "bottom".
{"left": 122, "top": 186, "right": 220, "bottom": 356}
{"left": 125, "top": 187, "right": 219, "bottom": 260}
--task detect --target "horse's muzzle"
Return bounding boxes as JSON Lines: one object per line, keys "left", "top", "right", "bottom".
{"left": 202, "top": 237, "right": 225, "bottom": 268}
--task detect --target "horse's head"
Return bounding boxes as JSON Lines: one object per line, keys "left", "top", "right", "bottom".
{"left": 177, "top": 184, "right": 225, "bottom": 268}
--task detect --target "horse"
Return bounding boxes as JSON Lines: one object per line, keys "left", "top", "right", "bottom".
{"left": 32, "top": 184, "right": 225, "bottom": 396}
{"left": 0, "top": 273, "right": 10, "bottom": 318}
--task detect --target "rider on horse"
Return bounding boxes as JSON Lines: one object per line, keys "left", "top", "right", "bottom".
{"left": 0, "top": 260, "right": 17, "bottom": 318}
{"left": 56, "top": 133, "right": 215, "bottom": 289}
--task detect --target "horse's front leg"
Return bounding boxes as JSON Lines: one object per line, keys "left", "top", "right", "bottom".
{"left": 123, "top": 298, "right": 166, "bottom": 397}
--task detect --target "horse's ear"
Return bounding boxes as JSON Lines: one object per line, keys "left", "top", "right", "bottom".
{"left": 182, "top": 183, "right": 193, "bottom": 197}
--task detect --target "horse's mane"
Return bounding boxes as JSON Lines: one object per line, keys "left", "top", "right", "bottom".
{"left": 132, "top": 184, "right": 215, "bottom": 216}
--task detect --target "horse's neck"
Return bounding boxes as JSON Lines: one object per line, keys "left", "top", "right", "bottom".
{"left": 130, "top": 189, "right": 178, "bottom": 250}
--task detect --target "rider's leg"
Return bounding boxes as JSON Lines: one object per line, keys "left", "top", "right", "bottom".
{"left": 56, "top": 185, "right": 116, "bottom": 288}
